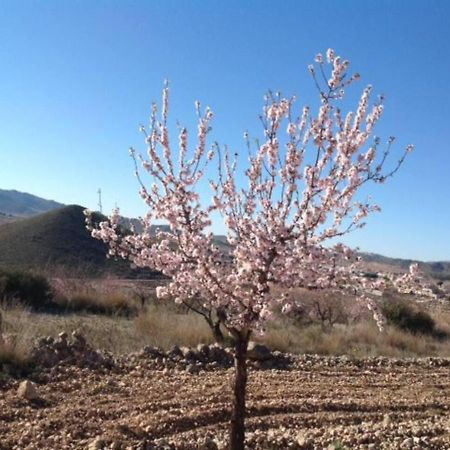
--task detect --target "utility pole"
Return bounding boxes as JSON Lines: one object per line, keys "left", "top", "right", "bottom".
{"left": 97, "top": 188, "right": 103, "bottom": 214}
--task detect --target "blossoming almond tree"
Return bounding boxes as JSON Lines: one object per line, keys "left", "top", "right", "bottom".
{"left": 87, "top": 49, "right": 421, "bottom": 450}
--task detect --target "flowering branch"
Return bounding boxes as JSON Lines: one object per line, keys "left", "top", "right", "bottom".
{"left": 86, "top": 49, "right": 421, "bottom": 336}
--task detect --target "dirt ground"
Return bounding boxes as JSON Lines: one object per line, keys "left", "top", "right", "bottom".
{"left": 1, "top": 358, "right": 450, "bottom": 450}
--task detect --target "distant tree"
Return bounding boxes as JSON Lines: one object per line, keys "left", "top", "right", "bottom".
{"left": 87, "top": 49, "right": 421, "bottom": 450}
{"left": 308, "top": 293, "right": 349, "bottom": 330}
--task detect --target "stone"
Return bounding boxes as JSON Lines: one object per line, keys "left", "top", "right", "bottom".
{"left": 17, "top": 380, "right": 40, "bottom": 401}
{"left": 400, "top": 438, "right": 413, "bottom": 449}
{"left": 72, "top": 331, "right": 87, "bottom": 347}
{"left": 186, "top": 364, "right": 197, "bottom": 374}
{"left": 88, "top": 437, "right": 104, "bottom": 450}
{"left": 197, "top": 343, "right": 210, "bottom": 356}
{"left": 296, "top": 432, "right": 312, "bottom": 446}
{"left": 382, "top": 414, "right": 392, "bottom": 427}
{"left": 181, "top": 347, "right": 195, "bottom": 359}
{"left": 58, "top": 331, "right": 68, "bottom": 340}
{"left": 169, "top": 345, "right": 182, "bottom": 357}
{"left": 247, "top": 342, "right": 272, "bottom": 361}
{"left": 30, "top": 333, "right": 114, "bottom": 370}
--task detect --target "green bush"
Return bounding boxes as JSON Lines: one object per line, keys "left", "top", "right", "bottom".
{"left": 0, "top": 269, "right": 52, "bottom": 310}
{"left": 382, "top": 300, "right": 435, "bottom": 335}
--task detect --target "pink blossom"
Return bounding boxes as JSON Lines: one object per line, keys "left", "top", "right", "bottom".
{"left": 87, "top": 50, "right": 418, "bottom": 336}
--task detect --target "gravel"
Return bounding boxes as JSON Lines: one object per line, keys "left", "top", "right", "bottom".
{"left": 0, "top": 334, "right": 449, "bottom": 449}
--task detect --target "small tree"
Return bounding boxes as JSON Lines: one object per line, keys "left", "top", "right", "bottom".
{"left": 87, "top": 49, "right": 420, "bottom": 450}
{"left": 308, "top": 293, "right": 349, "bottom": 330}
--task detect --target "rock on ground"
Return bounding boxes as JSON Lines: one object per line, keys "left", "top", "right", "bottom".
{"left": 16, "top": 380, "right": 39, "bottom": 401}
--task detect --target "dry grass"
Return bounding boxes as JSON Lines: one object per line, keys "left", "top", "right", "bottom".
{"left": 135, "top": 304, "right": 214, "bottom": 349}
{"left": 0, "top": 301, "right": 213, "bottom": 356}
{"left": 51, "top": 277, "right": 139, "bottom": 315}
{"left": 0, "top": 305, "right": 32, "bottom": 375}
{"left": 434, "top": 309, "right": 450, "bottom": 336}
{"left": 262, "top": 320, "right": 450, "bottom": 357}
{"left": 1, "top": 296, "right": 450, "bottom": 361}
{"left": 56, "top": 292, "right": 136, "bottom": 315}
{"left": 0, "top": 337, "right": 30, "bottom": 375}
{"left": 0, "top": 302, "right": 146, "bottom": 355}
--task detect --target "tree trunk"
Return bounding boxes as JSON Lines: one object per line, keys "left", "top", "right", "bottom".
{"left": 229, "top": 335, "right": 249, "bottom": 450}
{"left": 205, "top": 317, "right": 225, "bottom": 344}
{"left": 213, "top": 321, "right": 225, "bottom": 344}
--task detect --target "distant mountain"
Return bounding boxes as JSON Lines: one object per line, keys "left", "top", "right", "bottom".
{"left": 0, "top": 205, "right": 159, "bottom": 278}
{"left": 0, "top": 189, "right": 63, "bottom": 217}
{"left": 359, "top": 252, "right": 450, "bottom": 281}
{"left": 0, "top": 189, "right": 448, "bottom": 281}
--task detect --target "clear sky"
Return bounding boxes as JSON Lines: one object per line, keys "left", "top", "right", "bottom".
{"left": 1, "top": 0, "right": 449, "bottom": 261}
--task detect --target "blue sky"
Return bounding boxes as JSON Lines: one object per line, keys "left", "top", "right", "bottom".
{"left": 0, "top": 0, "right": 449, "bottom": 261}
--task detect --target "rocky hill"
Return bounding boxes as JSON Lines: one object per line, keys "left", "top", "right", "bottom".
{"left": 0, "top": 205, "right": 159, "bottom": 277}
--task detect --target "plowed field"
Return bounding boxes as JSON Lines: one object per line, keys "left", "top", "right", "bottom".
{"left": 1, "top": 358, "right": 450, "bottom": 449}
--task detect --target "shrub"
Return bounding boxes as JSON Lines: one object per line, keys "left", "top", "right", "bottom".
{"left": 60, "top": 293, "right": 135, "bottom": 315}
{"left": 278, "top": 288, "right": 357, "bottom": 330}
{"left": 51, "top": 277, "right": 138, "bottom": 315}
{"left": 0, "top": 334, "right": 33, "bottom": 377}
{"left": 0, "top": 269, "right": 52, "bottom": 310}
{"left": 382, "top": 300, "right": 436, "bottom": 335}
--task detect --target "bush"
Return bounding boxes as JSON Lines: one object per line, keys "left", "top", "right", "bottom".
{"left": 60, "top": 293, "right": 135, "bottom": 315}
{"left": 0, "top": 333, "right": 33, "bottom": 378}
{"left": 281, "top": 288, "right": 356, "bottom": 330}
{"left": 382, "top": 300, "right": 436, "bottom": 335}
{"left": 51, "top": 277, "right": 138, "bottom": 316}
{"left": 0, "top": 269, "right": 52, "bottom": 310}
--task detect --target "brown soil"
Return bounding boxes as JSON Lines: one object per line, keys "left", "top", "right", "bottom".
{"left": 1, "top": 359, "right": 450, "bottom": 449}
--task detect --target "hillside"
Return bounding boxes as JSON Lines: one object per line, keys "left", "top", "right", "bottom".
{"left": 0, "top": 194, "right": 447, "bottom": 280}
{"left": 0, "top": 212, "right": 19, "bottom": 226}
{"left": 0, "top": 189, "right": 63, "bottom": 217}
{"left": 360, "top": 252, "right": 450, "bottom": 280}
{"left": 0, "top": 205, "right": 159, "bottom": 277}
